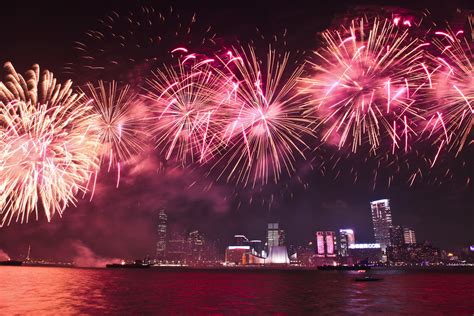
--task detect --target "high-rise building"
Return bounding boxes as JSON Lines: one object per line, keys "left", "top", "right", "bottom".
{"left": 338, "top": 229, "right": 355, "bottom": 257}
{"left": 316, "top": 231, "right": 337, "bottom": 257}
{"left": 370, "top": 199, "right": 393, "bottom": 250}
{"left": 166, "top": 232, "right": 187, "bottom": 263}
{"left": 316, "top": 231, "right": 325, "bottom": 257}
{"left": 390, "top": 225, "right": 404, "bottom": 247}
{"left": 390, "top": 225, "right": 416, "bottom": 246}
{"left": 403, "top": 227, "right": 416, "bottom": 245}
{"left": 267, "top": 223, "right": 280, "bottom": 247}
{"left": 156, "top": 209, "right": 167, "bottom": 259}
{"left": 188, "top": 230, "right": 205, "bottom": 263}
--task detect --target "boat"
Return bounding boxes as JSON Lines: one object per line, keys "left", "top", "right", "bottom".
{"left": 0, "top": 260, "right": 23, "bottom": 266}
{"left": 106, "top": 260, "right": 150, "bottom": 269}
{"left": 354, "top": 276, "right": 383, "bottom": 282}
{"left": 318, "top": 265, "right": 370, "bottom": 271}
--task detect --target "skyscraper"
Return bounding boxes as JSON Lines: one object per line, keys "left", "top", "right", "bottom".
{"left": 390, "top": 225, "right": 416, "bottom": 246}
{"left": 267, "top": 223, "right": 280, "bottom": 247}
{"left": 370, "top": 199, "right": 393, "bottom": 250}
{"left": 390, "top": 225, "right": 404, "bottom": 246}
{"left": 156, "top": 209, "right": 167, "bottom": 259}
{"left": 403, "top": 227, "right": 416, "bottom": 245}
{"left": 338, "top": 229, "right": 355, "bottom": 257}
{"left": 188, "top": 230, "right": 205, "bottom": 263}
{"left": 316, "top": 231, "right": 337, "bottom": 257}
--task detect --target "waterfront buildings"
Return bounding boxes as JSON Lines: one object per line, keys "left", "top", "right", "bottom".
{"left": 338, "top": 229, "right": 355, "bottom": 257}
{"left": 387, "top": 241, "right": 441, "bottom": 265}
{"left": 156, "top": 209, "right": 167, "bottom": 259}
{"left": 188, "top": 230, "right": 205, "bottom": 263}
{"left": 348, "top": 243, "right": 383, "bottom": 264}
{"left": 403, "top": 227, "right": 417, "bottom": 245}
{"left": 390, "top": 225, "right": 417, "bottom": 246}
{"left": 225, "top": 246, "right": 251, "bottom": 265}
{"left": 267, "top": 223, "right": 281, "bottom": 247}
{"left": 370, "top": 199, "right": 393, "bottom": 250}
{"left": 166, "top": 232, "right": 188, "bottom": 262}
{"left": 390, "top": 225, "right": 404, "bottom": 246}
{"left": 316, "top": 231, "right": 337, "bottom": 257}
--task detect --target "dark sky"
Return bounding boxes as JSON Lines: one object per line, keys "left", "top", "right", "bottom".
{"left": 0, "top": 0, "right": 472, "bottom": 262}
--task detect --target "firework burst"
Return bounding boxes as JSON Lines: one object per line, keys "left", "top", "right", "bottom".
{"left": 0, "top": 98, "right": 99, "bottom": 226}
{"left": 212, "top": 47, "right": 312, "bottom": 187}
{"left": 423, "top": 28, "right": 473, "bottom": 156}
{"left": 83, "top": 81, "right": 148, "bottom": 187}
{"left": 302, "top": 17, "right": 429, "bottom": 154}
{"left": 0, "top": 62, "right": 79, "bottom": 107}
{"left": 144, "top": 55, "right": 227, "bottom": 165}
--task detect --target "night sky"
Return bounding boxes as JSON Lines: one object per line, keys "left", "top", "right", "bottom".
{"left": 0, "top": 0, "right": 472, "bottom": 263}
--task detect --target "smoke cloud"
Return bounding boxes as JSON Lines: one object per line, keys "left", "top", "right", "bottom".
{"left": 72, "top": 241, "right": 121, "bottom": 268}
{"left": 0, "top": 249, "right": 10, "bottom": 261}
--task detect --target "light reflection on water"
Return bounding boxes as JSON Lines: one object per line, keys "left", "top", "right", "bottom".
{"left": 0, "top": 267, "right": 473, "bottom": 314}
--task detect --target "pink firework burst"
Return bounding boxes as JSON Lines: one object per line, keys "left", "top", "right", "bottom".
{"left": 302, "top": 17, "right": 430, "bottom": 154}
{"left": 211, "top": 46, "right": 312, "bottom": 187}
{"left": 423, "top": 28, "right": 473, "bottom": 157}
{"left": 144, "top": 54, "right": 228, "bottom": 165}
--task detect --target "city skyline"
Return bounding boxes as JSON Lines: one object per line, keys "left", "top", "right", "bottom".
{"left": 0, "top": 0, "right": 472, "bottom": 265}
{"left": 0, "top": 1, "right": 472, "bottom": 315}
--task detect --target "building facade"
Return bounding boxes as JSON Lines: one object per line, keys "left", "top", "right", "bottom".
{"left": 267, "top": 223, "right": 280, "bottom": 247}
{"left": 316, "top": 231, "right": 337, "bottom": 257}
{"left": 156, "top": 209, "right": 167, "bottom": 259}
{"left": 403, "top": 227, "right": 417, "bottom": 245}
{"left": 370, "top": 199, "right": 393, "bottom": 250}
{"left": 348, "top": 243, "right": 383, "bottom": 264}
{"left": 338, "top": 229, "right": 355, "bottom": 257}
{"left": 389, "top": 225, "right": 404, "bottom": 247}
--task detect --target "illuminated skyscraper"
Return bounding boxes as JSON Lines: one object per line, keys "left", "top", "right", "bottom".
{"left": 370, "top": 199, "right": 393, "bottom": 250}
{"left": 403, "top": 227, "right": 416, "bottom": 245}
{"left": 316, "top": 231, "right": 337, "bottom": 257}
{"left": 156, "top": 209, "right": 167, "bottom": 259}
{"left": 338, "top": 229, "right": 355, "bottom": 257}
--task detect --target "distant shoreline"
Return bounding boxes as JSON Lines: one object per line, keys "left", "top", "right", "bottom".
{"left": 2, "top": 264, "right": 473, "bottom": 272}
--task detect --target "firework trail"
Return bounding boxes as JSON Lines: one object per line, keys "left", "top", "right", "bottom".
{"left": 302, "top": 17, "right": 429, "bottom": 154}
{"left": 0, "top": 62, "right": 78, "bottom": 107}
{"left": 211, "top": 46, "right": 312, "bottom": 187}
{"left": 423, "top": 28, "right": 473, "bottom": 156}
{"left": 144, "top": 54, "right": 228, "bottom": 165}
{"left": 65, "top": 5, "right": 215, "bottom": 83}
{"left": 83, "top": 81, "right": 148, "bottom": 187}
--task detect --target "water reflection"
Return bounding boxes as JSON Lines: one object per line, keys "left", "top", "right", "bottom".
{"left": 0, "top": 267, "right": 473, "bottom": 314}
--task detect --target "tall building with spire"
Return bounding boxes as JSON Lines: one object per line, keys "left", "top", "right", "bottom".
{"left": 156, "top": 209, "right": 167, "bottom": 259}
{"left": 370, "top": 199, "right": 393, "bottom": 250}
